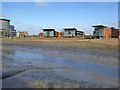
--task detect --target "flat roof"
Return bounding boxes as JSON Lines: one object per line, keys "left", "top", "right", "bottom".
{"left": 92, "top": 25, "right": 108, "bottom": 28}
{"left": 42, "top": 28, "right": 55, "bottom": 29}
{"left": 63, "top": 27, "right": 77, "bottom": 30}
{"left": 17, "top": 31, "right": 28, "bottom": 33}
{"left": 0, "top": 18, "right": 10, "bottom": 22}
{"left": 43, "top": 28, "right": 55, "bottom": 31}
{"left": 76, "top": 31, "right": 83, "bottom": 33}
{"left": 10, "top": 25, "right": 14, "bottom": 27}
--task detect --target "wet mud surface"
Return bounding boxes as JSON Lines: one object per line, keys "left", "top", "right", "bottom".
{"left": 1, "top": 44, "right": 119, "bottom": 88}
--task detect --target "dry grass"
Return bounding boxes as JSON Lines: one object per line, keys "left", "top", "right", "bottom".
{"left": 90, "top": 38, "right": 119, "bottom": 46}
{"left": 1, "top": 38, "right": 119, "bottom": 51}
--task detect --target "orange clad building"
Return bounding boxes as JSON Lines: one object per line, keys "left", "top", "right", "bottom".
{"left": 103, "top": 28, "right": 119, "bottom": 38}
{"left": 58, "top": 32, "right": 64, "bottom": 38}
{"left": 82, "top": 32, "right": 85, "bottom": 38}
{"left": 103, "top": 28, "right": 112, "bottom": 38}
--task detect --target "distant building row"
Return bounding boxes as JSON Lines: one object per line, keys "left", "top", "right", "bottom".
{"left": 39, "top": 25, "right": 119, "bottom": 39}
{"left": 39, "top": 28, "right": 85, "bottom": 38}
{"left": 0, "top": 18, "right": 119, "bottom": 39}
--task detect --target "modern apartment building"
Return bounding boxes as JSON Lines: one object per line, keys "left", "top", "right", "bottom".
{"left": 43, "top": 28, "right": 56, "bottom": 37}
{"left": 92, "top": 25, "right": 119, "bottom": 39}
{"left": 63, "top": 27, "right": 85, "bottom": 38}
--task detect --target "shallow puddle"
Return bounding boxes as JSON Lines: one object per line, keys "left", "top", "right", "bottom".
{"left": 13, "top": 51, "right": 118, "bottom": 78}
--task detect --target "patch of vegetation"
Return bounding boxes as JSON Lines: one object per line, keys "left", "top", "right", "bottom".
{"left": 33, "top": 82, "right": 49, "bottom": 88}
{"left": 2, "top": 38, "right": 119, "bottom": 51}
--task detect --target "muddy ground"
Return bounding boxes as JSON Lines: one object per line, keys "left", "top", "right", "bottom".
{"left": 1, "top": 43, "right": 119, "bottom": 88}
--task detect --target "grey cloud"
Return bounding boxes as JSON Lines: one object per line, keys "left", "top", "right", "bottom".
{"left": 16, "top": 24, "right": 42, "bottom": 35}
{"left": 0, "top": 15, "right": 24, "bottom": 18}
{"left": 103, "top": 20, "right": 118, "bottom": 27}
{"left": 78, "top": 26, "right": 93, "bottom": 35}
{"left": 34, "top": 0, "right": 48, "bottom": 7}
{"left": 13, "top": 22, "right": 23, "bottom": 24}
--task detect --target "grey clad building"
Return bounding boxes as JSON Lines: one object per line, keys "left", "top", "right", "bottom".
{"left": 43, "top": 28, "right": 56, "bottom": 37}
{"left": 92, "top": 25, "right": 107, "bottom": 39}
{"left": 9, "top": 25, "right": 16, "bottom": 38}
{"left": 63, "top": 27, "right": 85, "bottom": 38}
{"left": 0, "top": 19, "right": 10, "bottom": 38}
{"left": 63, "top": 27, "right": 77, "bottom": 37}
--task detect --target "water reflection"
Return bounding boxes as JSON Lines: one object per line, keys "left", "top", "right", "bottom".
{"left": 14, "top": 51, "right": 118, "bottom": 78}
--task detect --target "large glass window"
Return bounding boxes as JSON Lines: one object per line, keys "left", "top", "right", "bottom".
{"left": 68, "top": 31, "right": 71, "bottom": 34}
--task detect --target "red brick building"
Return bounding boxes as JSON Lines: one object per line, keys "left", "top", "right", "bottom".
{"left": 39, "top": 33, "right": 43, "bottom": 38}
{"left": 113, "top": 29, "right": 119, "bottom": 38}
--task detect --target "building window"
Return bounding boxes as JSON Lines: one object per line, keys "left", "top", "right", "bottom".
{"left": 68, "top": 32, "right": 71, "bottom": 34}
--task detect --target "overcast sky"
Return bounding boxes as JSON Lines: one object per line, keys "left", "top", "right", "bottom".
{"left": 1, "top": 2, "right": 118, "bottom": 35}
